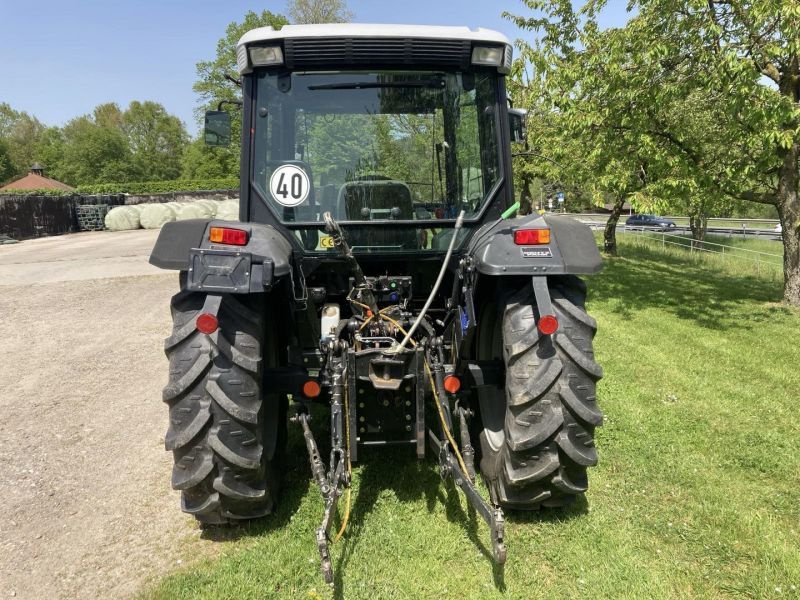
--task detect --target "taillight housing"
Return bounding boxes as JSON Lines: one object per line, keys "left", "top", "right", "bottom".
{"left": 513, "top": 228, "right": 550, "bottom": 245}
{"left": 209, "top": 226, "right": 248, "bottom": 246}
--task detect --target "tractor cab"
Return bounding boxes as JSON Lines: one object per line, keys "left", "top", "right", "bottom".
{"left": 211, "top": 24, "right": 521, "bottom": 254}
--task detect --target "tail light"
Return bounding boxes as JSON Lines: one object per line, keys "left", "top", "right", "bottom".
{"left": 209, "top": 226, "right": 248, "bottom": 246}
{"left": 513, "top": 228, "right": 550, "bottom": 245}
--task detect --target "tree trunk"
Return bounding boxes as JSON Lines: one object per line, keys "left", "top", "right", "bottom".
{"left": 603, "top": 196, "right": 625, "bottom": 255}
{"left": 689, "top": 212, "right": 708, "bottom": 250}
{"left": 777, "top": 142, "right": 799, "bottom": 306}
{"left": 518, "top": 170, "right": 534, "bottom": 216}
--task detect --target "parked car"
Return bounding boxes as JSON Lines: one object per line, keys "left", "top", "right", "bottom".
{"left": 625, "top": 214, "right": 677, "bottom": 231}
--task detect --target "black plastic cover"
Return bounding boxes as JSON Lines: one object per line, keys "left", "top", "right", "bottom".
{"left": 149, "top": 219, "right": 293, "bottom": 278}
{"left": 149, "top": 219, "right": 207, "bottom": 270}
{"left": 469, "top": 214, "right": 602, "bottom": 276}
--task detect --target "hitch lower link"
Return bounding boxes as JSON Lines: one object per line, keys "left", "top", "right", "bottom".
{"left": 292, "top": 343, "right": 350, "bottom": 585}
{"left": 428, "top": 354, "right": 507, "bottom": 565}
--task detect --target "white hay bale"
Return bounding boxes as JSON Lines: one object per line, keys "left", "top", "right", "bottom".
{"left": 139, "top": 203, "right": 176, "bottom": 229}
{"left": 175, "top": 202, "right": 215, "bottom": 220}
{"left": 214, "top": 200, "right": 240, "bottom": 222}
{"left": 104, "top": 206, "right": 141, "bottom": 231}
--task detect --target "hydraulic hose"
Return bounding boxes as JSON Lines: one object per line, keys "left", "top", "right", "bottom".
{"left": 395, "top": 210, "right": 465, "bottom": 353}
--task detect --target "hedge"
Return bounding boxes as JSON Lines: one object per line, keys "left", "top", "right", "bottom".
{"left": 2, "top": 178, "right": 239, "bottom": 197}
{"left": 76, "top": 178, "right": 238, "bottom": 195}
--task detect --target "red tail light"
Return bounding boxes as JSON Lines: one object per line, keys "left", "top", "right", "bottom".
{"left": 209, "top": 226, "right": 248, "bottom": 246}
{"left": 537, "top": 314, "right": 559, "bottom": 335}
{"left": 196, "top": 313, "right": 219, "bottom": 334}
{"left": 513, "top": 229, "right": 551, "bottom": 245}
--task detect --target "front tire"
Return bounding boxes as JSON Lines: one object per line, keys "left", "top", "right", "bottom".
{"left": 479, "top": 277, "right": 603, "bottom": 509}
{"left": 163, "top": 281, "right": 285, "bottom": 524}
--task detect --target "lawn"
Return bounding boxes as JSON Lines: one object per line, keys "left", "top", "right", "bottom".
{"left": 619, "top": 230, "right": 784, "bottom": 281}
{"left": 143, "top": 242, "right": 800, "bottom": 599}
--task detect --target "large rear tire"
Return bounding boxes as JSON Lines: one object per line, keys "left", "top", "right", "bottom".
{"left": 163, "top": 280, "right": 285, "bottom": 524}
{"left": 478, "top": 276, "right": 603, "bottom": 509}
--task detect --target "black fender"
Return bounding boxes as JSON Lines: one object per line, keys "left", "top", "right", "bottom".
{"left": 468, "top": 213, "right": 602, "bottom": 276}
{"left": 149, "top": 219, "right": 293, "bottom": 293}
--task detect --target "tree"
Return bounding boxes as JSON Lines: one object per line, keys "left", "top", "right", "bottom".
{"left": 287, "top": 0, "right": 353, "bottom": 24}
{"left": 122, "top": 101, "right": 188, "bottom": 180}
{"left": 506, "top": 16, "right": 704, "bottom": 253}
{"left": 181, "top": 137, "right": 238, "bottom": 179}
{"left": 506, "top": 0, "right": 800, "bottom": 304}
{"left": 192, "top": 10, "right": 289, "bottom": 179}
{"left": 0, "top": 138, "right": 15, "bottom": 185}
{"left": 627, "top": 0, "right": 800, "bottom": 304}
{"left": 0, "top": 103, "right": 46, "bottom": 178}
{"left": 54, "top": 114, "right": 134, "bottom": 185}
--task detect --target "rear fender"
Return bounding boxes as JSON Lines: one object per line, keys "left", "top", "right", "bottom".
{"left": 149, "top": 219, "right": 293, "bottom": 293}
{"left": 468, "top": 214, "right": 602, "bottom": 276}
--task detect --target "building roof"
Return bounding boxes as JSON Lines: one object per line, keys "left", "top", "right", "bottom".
{"left": 0, "top": 171, "right": 75, "bottom": 192}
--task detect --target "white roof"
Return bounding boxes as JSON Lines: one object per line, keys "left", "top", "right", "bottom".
{"left": 238, "top": 23, "right": 510, "bottom": 48}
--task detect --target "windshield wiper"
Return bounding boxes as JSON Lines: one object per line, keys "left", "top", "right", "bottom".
{"left": 308, "top": 80, "right": 444, "bottom": 90}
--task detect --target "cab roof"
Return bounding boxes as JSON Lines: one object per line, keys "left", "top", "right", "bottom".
{"left": 238, "top": 23, "right": 510, "bottom": 47}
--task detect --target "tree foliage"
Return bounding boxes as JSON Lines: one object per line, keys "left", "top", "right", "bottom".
{"left": 0, "top": 101, "right": 190, "bottom": 187}
{"left": 287, "top": 0, "right": 353, "bottom": 24}
{"left": 507, "top": 0, "right": 800, "bottom": 303}
{"left": 0, "top": 103, "right": 46, "bottom": 180}
{"left": 0, "top": 138, "right": 15, "bottom": 184}
{"left": 191, "top": 10, "right": 289, "bottom": 179}
{"left": 122, "top": 101, "right": 188, "bottom": 180}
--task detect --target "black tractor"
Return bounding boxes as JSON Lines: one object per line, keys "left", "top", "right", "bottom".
{"left": 150, "top": 23, "right": 603, "bottom": 584}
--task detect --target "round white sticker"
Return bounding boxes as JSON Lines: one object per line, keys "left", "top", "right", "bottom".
{"left": 269, "top": 164, "right": 310, "bottom": 207}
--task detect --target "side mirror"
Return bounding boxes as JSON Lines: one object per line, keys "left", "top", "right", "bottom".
{"left": 204, "top": 111, "right": 231, "bottom": 147}
{"left": 508, "top": 108, "right": 528, "bottom": 143}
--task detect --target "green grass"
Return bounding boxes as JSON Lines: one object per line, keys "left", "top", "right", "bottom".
{"left": 143, "top": 245, "right": 800, "bottom": 600}
{"left": 619, "top": 231, "right": 784, "bottom": 280}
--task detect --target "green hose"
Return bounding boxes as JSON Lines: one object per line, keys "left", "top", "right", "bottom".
{"left": 501, "top": 201, "right": 520, "bottom": 219}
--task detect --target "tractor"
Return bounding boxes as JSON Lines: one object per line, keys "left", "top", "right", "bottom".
{"left": 150, "top": 23, "right": 603, "bottom": 584}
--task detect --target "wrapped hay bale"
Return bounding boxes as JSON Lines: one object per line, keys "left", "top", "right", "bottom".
{"left": 140, "top": 203, "right": 177, "bottom": 229}
{"left": 104, "top": 206, "right": 141, "bottom": 231}
{"left": 196, "top": 199, "right": 218, "bottom": 211}
{"left": 175, "top": 202, "right": 215, "bottom": 220}
{"left": 214, "top": 200, "right": 240, "bottom": 222}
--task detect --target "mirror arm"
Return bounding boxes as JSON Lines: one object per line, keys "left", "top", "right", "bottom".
{"left": 216, "top": 99, "right": 244, "bottom": 112}
{"left": 224, "top": 74, "right": 242, "bottom": 87}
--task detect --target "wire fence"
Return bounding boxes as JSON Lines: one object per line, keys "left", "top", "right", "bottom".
{"left": 617, "top": 227, "right": 783, "bottom": 280}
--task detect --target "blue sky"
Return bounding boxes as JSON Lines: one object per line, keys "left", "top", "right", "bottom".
{"left": 0, "top": 0, "right": 633, "bottom": 135}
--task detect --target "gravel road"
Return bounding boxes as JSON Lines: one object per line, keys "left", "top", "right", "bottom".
{"left": 0, "top": 231, "right": 216, "bottom": 598}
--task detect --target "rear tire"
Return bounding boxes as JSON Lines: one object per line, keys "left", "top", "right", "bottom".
{"left": 479, "top": 276, "right": 603, "bottom": 509}
{"left": 163, "top": 280, "right": 285, "bottom": 524}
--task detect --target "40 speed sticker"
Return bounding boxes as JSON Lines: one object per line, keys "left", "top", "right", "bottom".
{"left": 269, "top": 164, "right": 310, "bottom": 207}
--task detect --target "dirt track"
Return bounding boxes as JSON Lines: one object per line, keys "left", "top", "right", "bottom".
{"left": 0, "top": 231, "right": 214, "bottom": 598}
